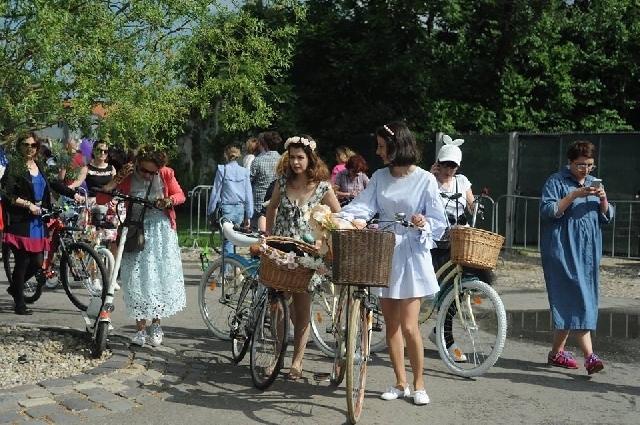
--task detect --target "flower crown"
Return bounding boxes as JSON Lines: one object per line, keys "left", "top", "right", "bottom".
{"left": 284, "top": 136, "right": 317, "bottom": 151}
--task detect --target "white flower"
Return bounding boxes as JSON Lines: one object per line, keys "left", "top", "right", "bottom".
{"left": 284, "top": 136, "right": 317, "bottom": 151}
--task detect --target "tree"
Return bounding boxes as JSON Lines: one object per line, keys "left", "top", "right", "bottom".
{"left": 175, "top": 1, "right": 304, "bottom": 186}
{"left": 0, "top": 0, "right": 212, "bottom": 148}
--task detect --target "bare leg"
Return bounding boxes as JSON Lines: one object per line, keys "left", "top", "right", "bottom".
{"left": 136, "top": 319, "right": 147, "bottom": 331}
{"left": 380, "top": 298, "right": 408, "bottom": 391}
{"left": 550, "top": 329, "right": 570, "bottom": 355}
{"left": 574, "top": 330, "right": 593, "bottom": 357}
{"left": 399, "top": 298, "right": 425, "bottom": 391}
{"left": 289, "top": 292, "right": 311, "bottom": 378}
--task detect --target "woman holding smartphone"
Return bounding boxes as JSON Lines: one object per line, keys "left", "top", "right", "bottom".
{"left": 540, "top": 140, "right": 612, "bottom": 375}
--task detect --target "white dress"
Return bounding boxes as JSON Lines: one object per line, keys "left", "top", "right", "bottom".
{"left": 341, "top": 167, "right": 447, "bottom": 299}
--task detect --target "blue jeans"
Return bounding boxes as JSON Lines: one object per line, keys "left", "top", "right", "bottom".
{"left": 221, "top": 204, "right": 245, "bottom": 257}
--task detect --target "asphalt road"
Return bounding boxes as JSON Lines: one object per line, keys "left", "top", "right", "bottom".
{"left": 1, "top": 255, "right": 639, "bottom": 425}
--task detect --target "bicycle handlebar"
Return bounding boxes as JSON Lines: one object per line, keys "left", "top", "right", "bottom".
{"left": 220, "top": 218, "right": 264, "bottom": 247}
{"left": 91, "top": 187, "right": 159, "bottom": 209}
{"left": 367, "top": 212, "right": 430, "bottom": 234}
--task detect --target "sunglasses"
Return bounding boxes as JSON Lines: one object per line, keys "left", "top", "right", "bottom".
{"left": 438, "top": 161, "right": 458, "bottom": 169}
{"left": 96, "top": 149, "right": 108, "bottom": 154}
{"left": 23, "top": 143, "right": 38, "bottom": 148}
{"left": 137, "top": 165, "right": 158, "bottom": 176}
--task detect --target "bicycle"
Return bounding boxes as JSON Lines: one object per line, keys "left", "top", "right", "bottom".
{"left": 310, "top": 277, "right": 387, "bottom": 357}
{"left": 2, "top": 201, "right": 109, "bottom": 311}
{"left": 198, "top": 219, "right": 262, "bottom": 340}
{"left": 87, "top": 187, "right": 162, "bottom": 358}
{"left": 198, "top": 219, "right": 290, "bottom": 390}
{"left": 418, "top": 192, "right": 507, "bottom": 377}
{"left": 328, "top": 214, "right": 414, "bottom": 424}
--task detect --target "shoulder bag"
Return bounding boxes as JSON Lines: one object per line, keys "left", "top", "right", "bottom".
{"left": 116, "top": 178, "right": 153, "bottom": 253}
{"left": 208, "top": 165, "right": 226, "bottom": 230}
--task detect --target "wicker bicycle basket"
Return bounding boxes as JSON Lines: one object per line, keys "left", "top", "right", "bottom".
{"left": 330, "top": 229, "right": 395, "bottom": 287}
{"left": 259, "top": 236, "right": 320, "bottom": 293}
{"left": 450, "top": 227, "right": 505, "bottom": 270}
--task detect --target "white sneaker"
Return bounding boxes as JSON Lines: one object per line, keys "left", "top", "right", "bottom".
{"left": 89, "top": 278, "right": 103, "bottom": 296}
{"left": 428, "top": 327, "right": 468, "bottom": 362}
{"left": 130, "top": 330, "right": 147, "bottom": 347}
{"left": 413, "top": 389, "right": 430, "bottom": 405}
{"left": 380, "top": 386, "right": 410, "bottom": 400}
{"left": 148, "top": 323, "right": 164, "bottom": 347}
{"left": 112, "top": 281, "right": 121, "bottom": 291}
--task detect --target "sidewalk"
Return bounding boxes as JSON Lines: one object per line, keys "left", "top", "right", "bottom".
{"left": 1, "top": 252, "right": 640, "bottom": 424}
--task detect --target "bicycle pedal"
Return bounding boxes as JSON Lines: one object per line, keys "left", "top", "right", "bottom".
{"left": 313, "top": 372, "right": 330, "bottom": 382}
{"left": 325, "top": 326, "right": 333, "bottom": 334}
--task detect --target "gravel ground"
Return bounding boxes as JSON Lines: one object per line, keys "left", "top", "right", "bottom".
{"left": 2, "top": 248, "right": 639, "bottom": 390}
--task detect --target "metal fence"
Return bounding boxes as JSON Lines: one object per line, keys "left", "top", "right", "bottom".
{"left": 493, "top": 195, "right": 640, "bottom": 258}
{"left": 187, "top": 185, "right": 213, "bottom": 247}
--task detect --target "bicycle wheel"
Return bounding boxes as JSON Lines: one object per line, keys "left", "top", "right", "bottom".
{"left": 250, "top": 291, "right": 289, "bottom": 390}
{"left": 312, "top": 283, "right": 387, "bottom": 357}
{"left": 60, "top": 241, "right": 109, "bottom": 311}
{"left": 91, "top": 321, "right": 109, "bottom": 359}
{"left": 198, "top": 257, "right": 256, "bottom": 340}
{"left": 435, "top": 279, "right": 507, "bottom": 377}
{"left": 346, "top": 296, "right": 367, "bottom": 424}
{"left": 2, "top": 244, "right": 44, "bottom": 304}
{"left": 230, "top": 274, "right": 260, "bottom": 364}
{"left": 330, "top": 286, "right": 349, "bottom": 387}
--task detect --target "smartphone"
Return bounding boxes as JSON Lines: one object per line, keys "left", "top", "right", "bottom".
{"left": 590, "top": 178, "right": 602, "bottom": 189}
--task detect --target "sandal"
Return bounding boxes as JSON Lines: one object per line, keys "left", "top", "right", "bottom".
{"left": 287, "top": 366, "right": 303, "bottom": 381}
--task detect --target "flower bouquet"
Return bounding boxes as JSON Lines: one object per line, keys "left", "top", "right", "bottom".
{"left": 305, "top": 205, "right": 366, "bottom": 259}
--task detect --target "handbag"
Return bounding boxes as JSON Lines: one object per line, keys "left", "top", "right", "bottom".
{"left": 116, "top": 177, "right": 153, "bottom": 253}
{"left": 208, "top": 165, "right": 226, "bottom": 230}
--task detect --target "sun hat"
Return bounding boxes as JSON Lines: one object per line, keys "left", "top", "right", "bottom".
{"left": 437, "top": 135, "right": 464, "bottom": 166}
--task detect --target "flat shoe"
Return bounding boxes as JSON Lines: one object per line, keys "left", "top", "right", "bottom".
{"left": 413, "top": 389, "right": 430, "bottom": 405}
{"left": 380, "top": 386, "right": 410, "bottom": 400}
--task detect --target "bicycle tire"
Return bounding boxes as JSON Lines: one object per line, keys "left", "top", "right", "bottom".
{"left": 250, "top": 291, "right": 289, "bottom": 390}
{"left": 435, "top": 279, "right": 507, "bottom": 377}
{"left": 60, "top": 241, "right": 109, "bottom": 311}
{"left": 91, "top": 321, "right": 109, "bottom": 359}
{"left": 198, "top": 257, "right": 256, "bottom": 340}
{"left": 346, "top": 296, "right": 367, "bottom": 424}
{"left": 2, "top": 244, "right": 44, "bottom": 304}
{"left": 330, "top": 286, "right": 349, "bottom": 387}
{"left": 230, "top": 274, "right": 259, "bottom": 364}
{"left": 311, "top": 283, "right": 387, "bottom": 357}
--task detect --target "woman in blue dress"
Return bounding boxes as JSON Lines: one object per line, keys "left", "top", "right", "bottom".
{"left": 341, "top": 122, "right": 447, "bottom": 406}
{"left": 540, "top": 140, "right": 613, "bottom": 375}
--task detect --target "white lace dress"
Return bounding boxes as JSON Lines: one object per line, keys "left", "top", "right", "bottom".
{"left": 120, "top": 173, "right": 186, "bottom": 320}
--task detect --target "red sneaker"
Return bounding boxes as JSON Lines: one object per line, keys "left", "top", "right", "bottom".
{"left": 585, "top": 353, "right": 604, "bottom": 375}
{"left": 547, "top": 350, "right": 579, "bottom": 369}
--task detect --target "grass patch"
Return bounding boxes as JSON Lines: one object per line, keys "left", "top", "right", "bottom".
{"left": 176, "top": 210, "right": 221, "bottom": 248}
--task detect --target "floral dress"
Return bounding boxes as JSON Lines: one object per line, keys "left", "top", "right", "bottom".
{"left": 272, "top": 176, "right": 330, "bottom": 239}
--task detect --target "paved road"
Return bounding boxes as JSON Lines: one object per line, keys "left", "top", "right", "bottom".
{"left": 1, "top": 254, "right": 639, "bottom": 424}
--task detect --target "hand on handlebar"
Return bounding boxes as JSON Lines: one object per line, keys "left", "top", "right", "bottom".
{"left": 154, "top": 196, "right": 173, "bottom": 210}
{"left": 410, "top": 214, "right": 426, "bottom": 228}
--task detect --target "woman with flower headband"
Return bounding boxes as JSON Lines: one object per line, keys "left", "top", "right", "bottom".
{"left": 339, "top": 122, "right": 447, "bottom": 405}
{"left": 265, "top": 134, "right": 340, "bottom": 380}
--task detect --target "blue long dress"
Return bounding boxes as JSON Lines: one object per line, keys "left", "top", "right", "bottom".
{"left": 539, "top": 166, "right": 614, "bottom": 330}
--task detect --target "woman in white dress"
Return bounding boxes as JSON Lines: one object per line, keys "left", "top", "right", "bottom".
{"left": 341, "top": 122, "right": 447, "bottom": 406}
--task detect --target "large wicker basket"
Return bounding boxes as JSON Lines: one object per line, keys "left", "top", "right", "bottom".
{"left": 331, "top": 229, "right": 395, "bottom": 287}
{"left": 259, "top": 236, "right": 320, "bottom": 293}
{"left": 450, "top": 227, "right": 505, "bottom": 270}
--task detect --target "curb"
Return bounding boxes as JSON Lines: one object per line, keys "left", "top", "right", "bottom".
{"left": 0, "top": 324, "right": 199, "bottom": 424}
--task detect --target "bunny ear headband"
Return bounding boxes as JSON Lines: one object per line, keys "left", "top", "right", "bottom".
{"left": 442, "top": 134, "right": 464, "bottom": 147}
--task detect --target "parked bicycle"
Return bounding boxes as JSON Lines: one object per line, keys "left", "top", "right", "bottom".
{"left": 2, "top": 200, "right": 109, "bottom": 311}
{"left": 419, "top": 191, "right": 507, "bottom": 377}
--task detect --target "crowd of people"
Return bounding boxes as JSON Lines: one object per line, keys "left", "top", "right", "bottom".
{"left": 0, "top": 125, "right": 611, "bottom": 407}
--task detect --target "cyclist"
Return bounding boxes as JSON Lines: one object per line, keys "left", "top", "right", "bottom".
{"left": 340, "top": 122, "right": 447, "bottom": 406}
{"left": 1, "top": 131, "right": 84, "bottom": 315}
{"left": 428, "top": 135, "right": 494, "bottom": 361}
{"left": 265, "top": 134, "right": 340, "bottom": 381}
